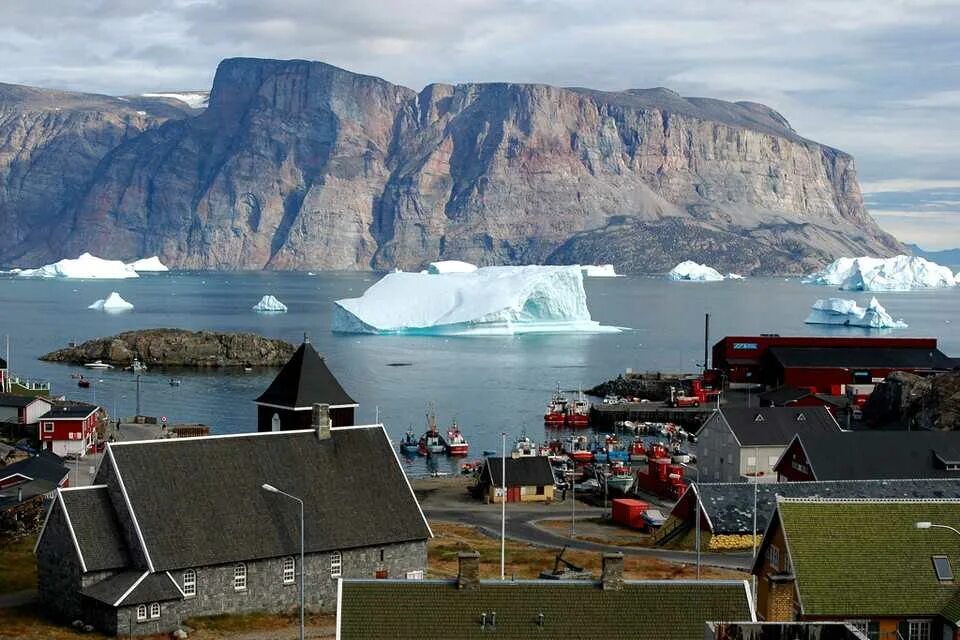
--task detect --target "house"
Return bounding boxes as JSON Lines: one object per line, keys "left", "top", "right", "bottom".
{"left": 38, "top": 403, "right": 99, "bottom": 457}
{"left": 0, "top": 450, "right": 69, "bottom": 490}
{"left": 695, "top": 407, "right": 842, "bottom": 483}
{"left": 337, "top": 552, "right": 756, "bottom": 640}
{"left": 476, "top": 456, "right": 556, "bottom": 503}
{"left": 0, "top": 393, "right": 53, "bottom": 426}
{"left": 35, "top": 405, "right": 431, "bottom": 636}
{"left": 655, "top": 478, "right": 960, "bottom": 550}
{"left": 753, "top": 497, "right": 960, "bottom": 639}
{"left": 255, "top": 338, "right": 358, "bottom": 431}
{"left": 0, "top": 451, "right": 68, "bottom": 534}
{"left": 706, "top": 622, "right": 869, "bottom": 639}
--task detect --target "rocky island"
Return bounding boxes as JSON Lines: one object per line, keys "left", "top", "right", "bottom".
{"left": 40, "top": 329, "right": 295, "bottom": 368}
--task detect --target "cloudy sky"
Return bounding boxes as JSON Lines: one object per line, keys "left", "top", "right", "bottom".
{"left": 3, "top": 0, "right": 959, "bottom": 248}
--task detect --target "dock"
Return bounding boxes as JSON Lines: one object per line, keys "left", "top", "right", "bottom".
{"left": 589, "top": 402, "right": 715, "bottom": 430}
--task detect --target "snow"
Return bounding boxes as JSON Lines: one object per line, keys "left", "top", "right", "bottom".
{"left": 332, "top": 265, "right": 621, "bottom": 335}
{"left": 126, "top": 256, "right": 169, "bottom": 272}
{"left": 802, "top": 255, "right": 956, "bottom": 291}
{"left": 17, "top": 253, "right": 139, "bottom": 279}
{"left": 727, "top": 273, "right": 745, "bottom": 280}
{"left": 252, "top": 295, "right": 288, "bottom": 313}
{"left": 141, "top": 92, "right": 209, "bottom": 110}
{"left": 88, "top": 292, "right": 134, "bottom": 312}
{"left": 667, "top": 260, "right": 724, "bottom": 282}
{"left": 427, "top": 260, "right": 477, "bottom": 274}
{"left": 804, "top": 297, "right": 907, "bottom": 329}
{"left": 581, "top": 264, "right": 620, "bottom": 277}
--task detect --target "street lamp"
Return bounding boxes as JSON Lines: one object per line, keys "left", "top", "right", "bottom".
{"left": 262, "top": 484, "right": 304, "bottom": 640}
{"left": 915, "top": 521, "right": 960, "bottom": 537}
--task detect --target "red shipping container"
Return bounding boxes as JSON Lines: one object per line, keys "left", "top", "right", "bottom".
{"left": 612, "top": 499, "right": 649, "bottom": 529}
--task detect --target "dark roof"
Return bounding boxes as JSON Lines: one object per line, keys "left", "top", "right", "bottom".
{"left": 767, "top": 346, "right": 956, "bottom": 370}
{"left": 706, "top": 407, "right": 841, "bottom": 446}
{"left": 46, "top": 403, "right": 98, "bottom": 419}
{"left": 482, "top": 457, "right": 555, "bottom": 488}
{"left": 104, "top": 426, "right": 430, "bottom": 571}
{"left": 0, "top": 393, "right": 50, "bottom": 408}
{"left": 679, "top": 478, "right": 960, "bottom": 535}
{"left": 339, "top": 579, "right": 753, "bottom": 640}
{"left": 0, "top": 451, "right": 68, "bottom": 485}
{"left": 758, "top": 386, "right": 812, "bottom": 405}
{"left": 255, "top": 341, "right": 356, "bottom": 408}
{"left": 82, "top": 571, "right": 182, "bottom": 606}
{"left": 788, "top": 431, "right": 960, "bottom": 481}
{"left": 60, "top": 487, "right": 130, "bottom": 571}
{"left": 0, "top": 479, "right": 57, "bottom": 511}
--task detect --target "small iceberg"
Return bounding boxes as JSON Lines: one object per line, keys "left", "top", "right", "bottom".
{"left": 668, "top": 260, "right": 724, "bottom": 282}
{"left": 581, "top": 264, "right": 620, "bottom": 277}
{"left": 427, "top": 260, "right": 477, "bottom": 274}
{"left": 253, "top": 295, "right": 288, "bottom": 313}
{"left": 803, "top": 255, "right": 956, "bottom": 291}
{"left": 332, "top": 265, "right": 621, "bottom": 336}
{"left": 727, "top": 273, "right": 745, "bottom": 280}
{"left": 18, "top": 253, "right": 139, "bottom": 279}
{"left": 804, "top": 297, "right": 907, "bottom": 329}
{"left": 88, "top": 292, "right": 134, "bottom": 313}
{"left": 127, "top": 256, "right": 169, "bottom": 272}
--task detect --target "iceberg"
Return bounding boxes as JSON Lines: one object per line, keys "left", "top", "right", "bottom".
{"left": 127, "top": 256, "right": 169, "bottom": 272}
{"left": 803, "top": 255, "right": 956, "bottom": 291}
{"left": 727, "top": 273, "right": 745, "bottom": 280}
{"left": 88, "top": 292, "right": 134, "bottom": 312}
{"left": 804, "top": 297, "right": 907, "bottom": 329}
{"left": 427, "top": 260, "right": 477, "bottom": 274}
{"left": 253, "top": 295, "right": 288, "bottom": 313}
{"left": 581, "top": 264, "right": 620, "bottom": 277}
{"left": 18, "top": 253, "right": 139, "bottom": 279}
{"left": 332, "top": 265, "right": 621, "bottom": 335}
{"left": 667, "top": 261, "right": 724, "bottom": 282}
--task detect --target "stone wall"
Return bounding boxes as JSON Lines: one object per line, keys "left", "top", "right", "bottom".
{"left": 36, "top": 501, "right": 83, "bottom": 620}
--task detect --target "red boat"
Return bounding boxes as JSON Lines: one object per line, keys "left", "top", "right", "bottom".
{"left": 543, "top": 384, "right": 568, "bottom": 426}
{"left": 566, "top": 389, "right": 590, "bottom": 428}
{"left": 445, "top": 421, "right": 470, "bottom": 456}
{"left": 564, "top": 435, "right": 594, "bottom": 462}
{"left": 78, "top": 377, "right": 91, "bottom": 388}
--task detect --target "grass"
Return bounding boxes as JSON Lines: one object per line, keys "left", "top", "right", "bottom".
{"left": 537, "top": 516, "right": 656, "bottom": 547}
{"left": 185, "top": 611, "right": 334, "bottom": 634}
{"left": 0, "top": 535, "right": 37, "bottom": 595}
{"left": 427, "top": 521, "right": 746, "bottom": 580}
{"left": 0, "top": 606, "right": 110, "bottom": 640}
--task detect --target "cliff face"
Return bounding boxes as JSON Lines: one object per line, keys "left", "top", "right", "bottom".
{"left": 0, "top": 58, "right": 904, "bottom": 273}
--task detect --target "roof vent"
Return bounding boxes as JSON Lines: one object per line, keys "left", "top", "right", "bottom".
{"left": 480, "top": 613, "right": 487, "bottom": 630}
{"left": 754, "top": 413, "right": 765, "bottom": 422}
{"left": 537, "top": 612, "right": 545, "bottom": 629}
{"left": 796, "top": 413, "right": 806, "bottom": 422}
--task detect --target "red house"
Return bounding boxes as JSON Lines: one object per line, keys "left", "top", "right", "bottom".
{"left": 39, "top": 404, "right": 99, "bottom": 457}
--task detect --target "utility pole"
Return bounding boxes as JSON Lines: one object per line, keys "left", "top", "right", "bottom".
{"left": 135, "top": 375, "right": 142, "bottom": 418}
{"left": 500, "top": 431, "right": 506, "bottom": 580}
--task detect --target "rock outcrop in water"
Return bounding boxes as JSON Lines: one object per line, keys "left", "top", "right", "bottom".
{"left": 40, "top": 329, "right": 295, "bottom": 367}
{"left": 1, "top": 58, "right": 903, "bottom": 273}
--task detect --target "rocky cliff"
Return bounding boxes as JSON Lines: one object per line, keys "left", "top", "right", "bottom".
{"left": 1, "top": 58, "right": 904, "bottom": 273}
{"left": 864, "top": 371, "right": 960, "bottom": 430}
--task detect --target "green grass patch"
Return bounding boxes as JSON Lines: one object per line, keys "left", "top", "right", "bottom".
{"left": 0, "top": 535, "right": 37, "bottom": 594}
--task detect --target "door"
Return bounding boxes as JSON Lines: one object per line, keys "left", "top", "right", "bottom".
{"left": 507, "top": 487, "right": 521, "bottom": 502}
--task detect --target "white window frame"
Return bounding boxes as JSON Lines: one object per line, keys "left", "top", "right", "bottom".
{"left": 136, "top": 604, "right": 147, "bottom": 622}
{"left": 405, "top": 570, "right": 424, "bottom": 580}
{"left": 768, "top": 545, "right": 780, "bottom": 571}
{"left": 330, "top": 551, "right": 342, "bottom": 578}
{"left": 234, "top": 563, "right": 247, "bottom": 591}
{"left": 149, "top": 602, "right": 160, "bottom": 620}
{"left": 908, "top": 619, "right": 931, "bottom": 640}
{"left": 282, "top": 556, "right": 295, "bottom": 584}
{"left": 746, "top": 456, "right": 757, "bottom": 467}
{"left": 182, "top": 569, "right": 196, "bottom": 597}
{"left": 43, "top": 422, "right": 54, "bottom": 433}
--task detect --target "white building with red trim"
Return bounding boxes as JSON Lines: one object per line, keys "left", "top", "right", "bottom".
{"left": 39, "top": 404, "right": 99, "bottom": 457}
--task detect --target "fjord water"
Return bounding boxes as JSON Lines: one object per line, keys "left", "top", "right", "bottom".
{"left": 1, "top": 272, "right": 958, "bottom": 476}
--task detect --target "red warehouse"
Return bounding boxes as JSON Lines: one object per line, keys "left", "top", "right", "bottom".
{"left": 39, "top": 404, "right": 99, "bottom": 458}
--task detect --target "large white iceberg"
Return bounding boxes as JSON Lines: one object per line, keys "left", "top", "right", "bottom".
{"left": 427, "top": 260, "right": 477, "bottom": 274}
{"left": 18, "top": 253, "right": 139, "bottom": 279}
{"left": 88, "top": 292, "right": 135, "bottom": 312}
{"left": 253, "top": 295, "right": 288, "bottom": 313}
{"left": 127, "top": 256, "right": 169, "bottom": 272}
{"left": 581, "top": 264, "right": 620, "bottom": 277}
{"left": 803, "top": 255, "right": 956, "bottom": 291}
{"left": 332, "top": 265, "right": 621, "bottom": 335}
{"left": 804, "top": 297, "right": 907, "bottom": 329}
{"left": 668, "top": 260, "right": 724, "bottom": 282}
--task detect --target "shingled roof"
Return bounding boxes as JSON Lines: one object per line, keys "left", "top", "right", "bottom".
{"left": 482, "top": 457, "right": 555, "bottom": 488}
{"left": 59, "top": 486, "right": 130, "bottom": 572}
{"left": 82, "top": 570, "right": 182, "bottom": 606}
{"left": 255, "top": 341, "right": 355, "bottom": 409}
{"left": 0, "top": 451, "right": 67, "bottom": 486}
{"left": 102, "top": 426, "right": 430, "bottom": 571}
{"left": 0, "top": 393, "right": 51, "bottom": 409}
{"left": 701, "top": 407, "right": 841, "bottom": 446}
{"left": 338, "top": 579, "right": 754, "bottom": 640}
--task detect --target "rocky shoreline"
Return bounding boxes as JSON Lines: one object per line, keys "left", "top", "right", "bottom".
{"left": 40, "top": 329, "right": 295, "bottom": 368}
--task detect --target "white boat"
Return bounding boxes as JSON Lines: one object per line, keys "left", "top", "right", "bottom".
{"left": 83, "top": 360, "right": 113, "bottom": 370}
{"left": 126, "top": 358, "right": 147, "bottom": 373}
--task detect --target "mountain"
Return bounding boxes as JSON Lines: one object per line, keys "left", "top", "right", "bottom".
{"left": 908, "top": 244, "right": 960, "bottom": 269}
{"left": 0, "top": 58, "right": 904, "bottom": 273}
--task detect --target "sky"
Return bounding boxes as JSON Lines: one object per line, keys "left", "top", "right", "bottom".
{"left": 2, "top": 0, "right": 959, "bottom": 249}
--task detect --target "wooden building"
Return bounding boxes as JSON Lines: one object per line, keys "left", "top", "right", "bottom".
{"left": 476, "top": 456, "right": 556, "bottom": 504}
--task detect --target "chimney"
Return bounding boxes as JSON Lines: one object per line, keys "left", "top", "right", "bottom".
{"left": 457, "top": 551, "right": 480, "bottom": 590}
{"left": 601, "top": 552, "right": 624, "bottom": 590}
{"left": 17, "top": 487, "right": 22, "bottom": 503}
{"left": 313, "top": 403, "right": 331, "bottom": 440}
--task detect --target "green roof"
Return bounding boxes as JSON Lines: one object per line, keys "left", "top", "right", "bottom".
{"left": 776, "top": 499, "right": 960, "bottom": 619}
{"left": 338, "top": 579, "right": 753, "bottom": 640}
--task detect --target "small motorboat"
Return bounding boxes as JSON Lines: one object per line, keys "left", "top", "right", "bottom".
{"left": 78, "top": 377, "right": 91, "bottom": 388}
{"left": 83, "top": 360, "right": 113, "bottom": 370}
{"left": 125, "top": 358, "right": 147, "bottom": 373}
{"left": 168, "top": 379, "right": 181, "bottom": 387}
{"left": 398, "top": 428, "right": 420, "bottom": 456}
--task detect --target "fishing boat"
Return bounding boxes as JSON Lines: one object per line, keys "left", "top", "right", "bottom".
{"left": 628, "top": 439, "right": 647, "bottom": 462}
{"left": 125, "top": 358, "right": 147, "bottom": 373}
{"left": 564, "top": 435, "right": 593, "bottom": 462}
{"left": 605, "top": 463, "right": 635, "bottom": 495}
{"left": 513, "top": 434, "right": 538, "bottom": 457}
{"left": 445, "top": 421, "right": 469, "bottom": 456}
{"left": 398, "top": 428, "right": 420, "bottom": 456}
{"left": 83, "top": 360, "right": 113, "bottom": 370}
{"left": 604, "top": 435, "right": 630, "bottom": 463}
{"left": 418, "top": 413, "right": 447, "bottom": 456}
{"left": 77, "top": 377, "right": 91, "bottom": 388}
{"left": 543, "top": 383, "right": 568, "bottom": 426}
{"left": 566, "top": 389, "right": 590, "bottom": 428}
{"left": 168, "top": 378, "right": 181, "bottom": 387}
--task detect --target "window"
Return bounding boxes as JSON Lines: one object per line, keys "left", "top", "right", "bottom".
{"left": 234, "top": 563, "right": 247, "bottom": 591}
{"left": 768, "top": 456, "right": 779, "bottom": 468}
{"left": 282, "top": 556, "right": 295, "bottom": 584}
{"left": 330, "top": 551, "right": 342, "bottom": 578}
{"left": 405, "top": 570, "right": 424, "bottom": 580}
{"left": 933, "top": 556, "right": 954, "bottom": 581}
{"left": 136, "top": 605, "right": 147, "bottom": 622}
{"left": 43, "top": 423, "right": 54, "bottom": 433}
{"left": 849, "top": 620, "right": 879, "bottom": 640}
{"left": 149, "top": 603, "right": 160, "bottom": 620}
{"left": 908, "top": 620, "right": 931, "bottom": 640}
{"left": 182, "top": 569, "right": 196, "bottom": 597}
{"left": 379, "top": 549, "right": 385, "bottom": 562}
{"left": 767, "top": 545, "right": 780, "bottom": 570}
{"left": 747, "top": 456, "right": 757, "bottom": 467}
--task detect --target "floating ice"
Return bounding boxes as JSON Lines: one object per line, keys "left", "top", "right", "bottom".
{"left": 803, "top": 255, "right": 956, "bottom": 291}
{"left": 727, "top": 273, "right": 745, "bottom": 280}
{"left": 427, "top": 260, "right": 477, "bottom": 274}
{"left": 126, "top": 256, "right": 169, "bottom": 272}
{"left": 804, "top": 297, "right": 907, "bottom": 329}
{"left": 141, "top": 92, "right": 209, "bottom": 109}
{"left": 332, "top": 265, "right": 621, "bottom": 335}
{"left": 18, "top": 253, "right": 139, "bottom": 279}
{"left": 253, "top": 295, "right": 288, "bottom": 313}
{"left": 88, "top": 292, "right": 134, "bottom": 312}
{"left": 668, "top": 261, "right": 724, "bottom": 282}
{"left": 581, "top": 264, "right": 620, "bottom": 277}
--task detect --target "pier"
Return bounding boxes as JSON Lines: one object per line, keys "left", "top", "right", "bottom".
{"left": 589, "top": 402, "right": 715, "bottom": 430}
